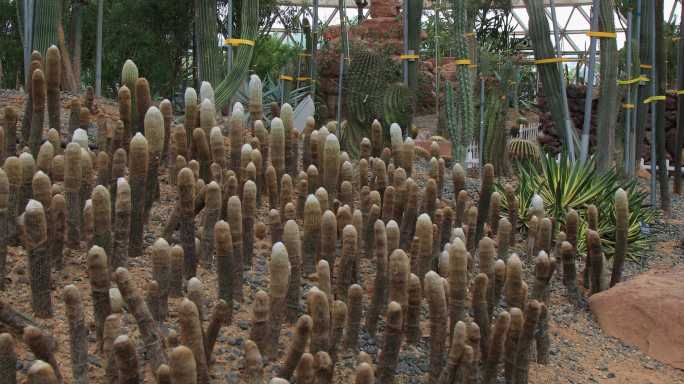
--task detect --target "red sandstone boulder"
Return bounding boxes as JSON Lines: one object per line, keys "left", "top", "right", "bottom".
{"left": 370, "top": 0, "right": 400, "bottom": 18}
{"left": 588, "top": 265, "right": 684, "bottom": 369}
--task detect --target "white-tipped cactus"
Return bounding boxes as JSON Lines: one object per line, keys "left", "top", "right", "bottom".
{"left": 389, "top": 123, "right": 403, "bottom": 153}
{"left": 72, "top": 128, "right": 89, "bottom": 149}
{"left": 232, "top": 101, "right": 245, "bottom": 115}
{"left": 200, "top": 81, "right": 215, "bottom": 105}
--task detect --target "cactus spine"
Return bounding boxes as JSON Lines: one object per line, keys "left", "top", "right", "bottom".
{"left": 303, "top": 195, "right": 322, "bottom": 274}
{"left": 283, "top": 220, "right": 302, "bottom": 323}
{"left": 45, "top": 46, "right": 60, "bottom": 134}
{"left": 610, "top": 189, "right": 629, "bottom": 287}
{"left": 63, "top": 285, "right": 88, "bottom": 384}
{"left": 448, "top": 238, "right": 468, "bottom": 337}
{"left": 91, "top": 185, "right": 112, "bottom": 259}
{"left": 24, "top": 200, "right": 52, "bottom": 318}
{"left": 337, "top": 225, "right": 359, "bottom": 301}
{"left": 425, "top": 271, "right": 447, "bottom": 384}
{"left": 268, "top": 242, "right": 291, "bottom": 359}
{"left": 377, "top": 301, "right": 403, "bottom": 384}
{"left": 169, "top": 345, "right": 197, "bottom": 384}
{"left": 144, "top": 106, "right": 164, "bottom": 218}
{"left": 128, "top": 133, "right": 148, "bottom": 257}
{"left": 201, "top": 181, "right": 222, "bottom": 266}
{"left": 178, "top": 298, "right": 210, "bottom": 384}
{"left": 29, "top": 69, "right": 46, "bottom": 157}
{"left": 178, "top": 167, "right": 197, "bottom": 279}
{"left": 366, "top": 220, "right": 387, "bottom": 336}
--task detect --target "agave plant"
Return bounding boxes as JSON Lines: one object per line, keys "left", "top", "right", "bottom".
{"left": 234, "top": 73, "right": 312, "bottom": 124}
{"left": 498, "top": 154, "right": 655, "bottom": 261}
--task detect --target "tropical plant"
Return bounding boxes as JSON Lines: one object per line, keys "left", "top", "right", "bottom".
{"left": 498, "top": 154, "right": 655, "bottom": 262}
{"left": 233, "top": 73, "right": 311, "bottom": 124}
{"left": 250, "top": 36, "right": 301, "bottom": 80}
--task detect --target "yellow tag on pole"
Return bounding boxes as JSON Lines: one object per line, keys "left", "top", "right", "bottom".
{"left": 640, "top": 64, "right": 653, "bottom": 69}
{"left": 400, "top": 54, "right": 420, "bottom": 60}
{"left": 297, "top": 76, "right": 312, "bottom": 81}
{"left": 455, "top": 59, "right": 472, "bottom": 65}
{"left": 643, "top": 95, "right": 666, "bottom": 104}
{"left": 534, "top": 57, "right": 563, "bottom": 65}
{"left": 622, "top": 103, "right": 636, "bottom": 109}
{"left": 224, "top": 38, "right": 256, "bottom": 47}
{"left": 617, "top": 75, "right": 650, "bottom": 85}
{"left": 279, "top": 75, "right": 294, "bottom": 81}
{"left": 586, "top": 31, "right": 618, "bottom": 38}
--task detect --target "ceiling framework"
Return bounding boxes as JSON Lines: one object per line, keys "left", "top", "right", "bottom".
{"left": 272, "top": 0, "right": 680, "bottom": 54}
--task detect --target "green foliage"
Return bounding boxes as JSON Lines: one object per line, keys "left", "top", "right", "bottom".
{"left": 250, "top": 36, "right": 301, "bottom": 80}
{"left": 498, "top": 154, "right": 655, "bottom": 262}
{"left": 234, "top": 73, "right": 311, "bottom": 123}
{"left": 0, "top": 0, "right": 23, "bottom": 88}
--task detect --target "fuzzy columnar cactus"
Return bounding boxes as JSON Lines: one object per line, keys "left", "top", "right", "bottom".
{"left": 205, "top": 299, "right": 230, "bottom": 362}
{"left": 303, "top": 195, "right": 322, "bottom": 275}
{"left": 214, "top": 219, "right": 234, "bottom": 303}
{"left": 172, "top": 124, "right": 189, "bottom": 166}
{"left": 143, "top": 106, "right": 164, "bottom": 217}
{"left": 465, "top": 205, "right": 478, "bottom": 254}
{"left": 388, "top": 249, "right": 410, "bottom": 322}
{"left": 3, "top": 107, "right": 18, "bottom": 157}
{"left": 480, "top": 311, "right": 511, "bottom": 384}
{"left": 315, "top": 187, "right": 329, "bottom": 213}
{"left": 225, "top": 196, "right": 244, "bottom": 299}
{"left": 0, "top": 171, "right": 8, "bottom": 289}
{"left": 27, "top": 360, "right": 60, "bottom": 384}
{"left": 307, "top": 165, "right": 320, "bottom": 195}
{"left": 368, "top": 119, "right": 382, "bottom": 157}
{"left": 167, "top": 245, "right": 184, "bottom": 298}
{"left": 200, "top": 181, "right": 221, "bottom": 266}
{"left": 532, "top": 252, "right": 554, "bottom": 365}
{"left": 453, "top": 191, "right": 468, "bottom": 230}
{"left": 321, "top": 135, "right": 340, "bottom": 200}
{"left": 471, "top": 273, "right": 490, "bottom": 361}
{"left": 424, "top": 271, "right": 447, "bottom": 384}
{"left": 95, "top": 151, "right": 110, "bottom": 188}
{"left": 249, "top": 290, "right": 271, "bottom": 357}
{"left": 19, "top": 152, "right": 35, "bottom": 214}
{"left": 86, "top": 246, "right": 112, "bottom": 350}
{"left": 114, "top": 267, "right": 168, "bottom": 372}
{"left": 343, "top": 284, "right": 363, "bottom": 353}
{"left": 295, "top": 352, "right": 314, "bottom": 384}
{"left": 63, "top": 285, "right": 88, "bottom": 384}
{"left": 316, "top": 260, "right": 332, "bottom": 304}
{"left": 150, "top": 238, "right": 171, "bottom": 321}
{"left": 437, "top": 321, "right": 470, "bottom": 383}
{"left": 78, "top": 149, "right": 93, "bottom": 209}
{"left": 377, "top": 301, "right": 403, "bottom": 384}
{"left": 169, "top": 345, "right": 197, "bottom": 384}
{"left": 504, "top": 254, "right": 527, "bottom": 311}
{"left": 199, "top": 99, "right": 216, "bottom": 137}
{"left": 178, "top": 298, "right": 210, "bottom": 384}
{"left": 610, "top": 189, "right": 629, "bottom": 287}
{"left": 134, "top": 78, "right": 151, "bottom": 135}
{"left": 268, "top": 208, "right": 283, "bottom": 244}
{"left": 208, "top": 127, "right": 225, "bottom": 170}
{"left": 29, "top": 69, "right": 46, "bottom": 157}
{"left": 127, "top": 133, "right": 149, "bottom": 258}
{"left": 90, "top": 185, "right": 113, "bottom": 258}
{"left": 587, "top": 230, "right": 604, "bottom": 295}
{"left": 177, "top": 167, "right": 197, "bottom": 279}
{"left": 65, "top": 150, "right": 85, "bottom": 248}
{"left": 267, "top": 117, "right": 285, "bottom": 183}
{"left": 509, "top": 300, "right": 541, "bottom": 384}
{"left": 336, "top": 225, "right": 359, "bottom": 301}
{"left": 488, "top": 191, "right": 501, "bottom": 235}
{"left": 329, "top": 299, "right": 347, "bottom": 365}
{"left": 283, "top": 220, "right": 302, "bottom": 323}
{"left": 268, "top": 242, "right": 291, "bottom": 359}
{"left": 43, "top": 46, "right": 61, "bottom": 135}
{"left": 416, "top": 213, "right": 433, "bottom": 280}
{"left": 242, "top": 339, "right": 264, "bottom": 384}
{"left": 534, "top": 217, "right": 552, "bottom": 256}
{"left": 116, "top": 85, "right": 134, "bottom": 146}
{"left": 446, "top": 238, "right": 468, "bottom": 337}
{"left": 23, "top": 200, "right": 52, "bottom": 318}
{"left": 192, "top": 127, "right": 211, "bottom": 181}
{"left": 23, "top": 326, "right": 63, "bottom": 383}
{"left": 307, "top": 287, "right": 331, "bottom": 355}
{"left": 110, "top": 178, "right": 131, "bottom": 270}
{"left": 405, "top": 274, "right": 422, "bottom": 345}
{"left": 496, "top": 217, "right": 512, "bottom": 261}
{"left": 263, "top": 164, "right": 278, "bottom": 209}
{"left": 399, "top": 178, "right": 418, "bottom": 250}
{"left": 0, "top": 333, "right": 16, "bottom": 384}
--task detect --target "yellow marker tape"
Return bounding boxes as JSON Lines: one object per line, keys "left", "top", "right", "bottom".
{"left": 455, "top": 59, "right": 472, "bottom": 65}
{"left": 224, "top": 38, "right": 256, "bottom": 47}
{"left": 643, "top": 95, "right": 666, "bottom": 104}
{"left": 640, "top": 64, "right": 653, "bottom": 69}
{"left": 297, "top": 76, "right": 312, "bottom": 81}
{"left": 299, "top": 53, "right": 312, "bottom": 57}
{"left": 622, "top": 103, "right": 636, "bottom": 109}
{"left": 468, "top": 64, "right": 478, "bottom": 69}
{"left": 667, "top": 89, "right": 684, "bottom": 95}
{"left": 400, "top": 54, "right": 420, "bottom": 60}
{"left": 586, "top": 31, "right": 618, "bottom": 38}
{"left": 617, "top": 75, "right": 650, "bottom": 85}
{"left": 464, "top": 32, "right": 476, "bottom": 37}
{"left": 279, "top": 75, "right": 294, "bottom": 81}
{"left": 534, "top": 57, "right": 563, "bottom": 64}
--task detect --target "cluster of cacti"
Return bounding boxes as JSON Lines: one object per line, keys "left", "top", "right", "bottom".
{"left": 507, "top": 138, "right": 540, "bottom": 164}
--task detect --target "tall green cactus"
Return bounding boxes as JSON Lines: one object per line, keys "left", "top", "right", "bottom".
{"left": 214, "top": 0, "right": 259, "bottom": 107}
{"left": 196, "top": 0, "right": 223, "bottom": 87}
{"left": 32, "top": 0, "right": 60, "bottom": 56}
{"left": 406, "top": 0, "right": 423, "bottom": 92}
{"left": 596, "top": 0, "right": 618, "bottom": 172}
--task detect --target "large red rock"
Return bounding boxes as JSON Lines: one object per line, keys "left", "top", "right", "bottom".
{"left": 370, "top": 0, "right": 400, "bottom": 18}
{"left": 588, "top": 265, "right": 684, "bottom": 369}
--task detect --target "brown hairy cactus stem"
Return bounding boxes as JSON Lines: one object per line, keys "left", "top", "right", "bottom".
{"left": 205, "top": 299, "right": 230, "bottom": 362}
{"left": 249, "top": 290, "right": 271, "bottom": 357}
{"left": 448, "top": 238, "right": 468, "bottom": 339}
{"left": 371, "top": 120, "right": 383, "bottom": 157}
{"left": 323, "top": 134, "right": 340, "bottom": 199}
{"left": 377, "top": 301, "right": 404, "bottom": 384}
{"left": 36, "top": 142, "right": 53, "bottom": 175}
{"left": 157, "top": 365, "right": 171, "bottom": 384}
{"left": 0, "top": 171, "right": 9, "bottom": 289}
{"left": 425, "top": 271, "right": 447, "bottom": 384}
{"left": 229, "top": 111, "right": 244, "bottom": 175}
{"left": 23, "top": 200, "right": 52, "bottom": 318}
{"left": 424, "top": 178, "right": 438, "bottom": 220}
{"left": 365, "top": 204, "right": 381, "bottom": 257}
{"left": 587, "top": 230, "right": 604, "bottom": 295}
{"left": 466, "top": 322, "right": 482, "bottom": 384}
{"left": 143, "top": 107, "right": 164, "bottom": 220}
{"left": 532, "top": 252, "right": 555, "bottom": 364}
{"left": 504, "top": 184, "right": 517, "bottom": 233}
{"left": 27, "top": 360, "right": 59, "bottom": 384}
{"left": 405, "top": 274, "right": 422, "bottom": 344}
{"left": 200, "top": 181, "right": 222, "bottom": 266}
{"left": 19, "top": 153, "right": 35, "bottom": 214}
{"left": 159, "top": 99, "right": 173, "bottom": 165}
{"left": 227, "top": 196, "right": 244, "bottom": 300}
{"left": 337, "top": 225, "right": 359, "bottom": 301}
{"left": 399, "top": 179, "right": 418, "bottom": 249}
{"left": 440, "top": 206, "right": 454, "bottom": 250}
{"left": 388, "top": 249, "right": 410, "bottom": 324}
{"left": 87, "top": 246, "right": 111, "bottom": 350}
{"left": 505, "top": 254, "right": 526, "bottom": 310}
{"left": 103, "top": 315, "right": 123, "bottom": 384}
{"left": 381, "top": 185, "right": 395, "bottom": 222}
{"left": 481, "top": 311, "right": 511, "bottom": 384}
{"left": 192, "top": 128, "right": 211, "bottom": 181}
{"left": 4, "top": 157, "right": 20, "bottom": 244}
{"left": 169, "top": 345, "right": 197, "bottom": 384}
{"left": 134, "top": 78, "right": 151, "bottom": 134}
{"left": 497, "top": 218, "right": 512, "bottom": 261}
{"left": 244, "top": 339, "right": 264, "bottom": 384}
{"left": 4, "top": 107, "right": 18, "bottom": 157}
{"left": 91, "top": 185, "right": 112, "bottom": 257}
{"left": 279, "top": 314, "right": 313, "bottom": 380}
{"left": 178, "top": 299, "right": 210, "bottom": 384}
{"left": 111, "top": 178, "right": 131, "bottom": 270}
{"left": 610, "top": 189, "right": 629, "bottom": 287}
{"left": 82, "top": 199, "right": 93, "bottom": 248}
{"left": 29, "top": 69, "right": 46, "bottom": 157}
{"left": 118, "top": 87, "right": 132, "bottom": 148}
{"left": 168, "top": 245, "right": 184, "bottom": 298}
{"left": 63, "top": 285, "right": 88, "bottom": 384}
{"left": 454, "top": 190, "right": 468, "bottom": 228}
{"left": 307, "top": 165, "right": 319, "bottom": 194}
{"left": 452, "top": 163, "right": 466, "bottom": 197}
{"left": 472, "top": 273, "right": 490, "bottom": 361}
{"left": 503, "top": 307, "right": 523, "bottom": 382}
{"left": 488, "top": 191, "right": 501, "bottom": 235}
{"left": 270, "top": 118, "right": 286, "bottom": 188}
{"left": 366, "top": 220, "right": 388, "bottom": 337}
{"left": 437, "top": 322, "right": 469, "bottom": 383}
{"left": 535, "top": 217, "right": 553, "bottom": 255}
{"left": 329, "top": 300, "right": 347, "bottom": 364}
{"left": 114, "top": 267, "right": 168, "bottom": 372}
{"left": 587, "top": 204, "right": 598, "bottom": 230}
{"left": 209, "top": 127, "right": 225, "bottom": 169}
{"left": 95, "top": 151, "right": 111, "bottom": 188}
{"left": 303, "top": 195, "right": 321, "bottom": 275}
{"left": 317, "top": 260, "right": 333, "bottom": 304}
{"left": 513, "top": 301, "right": 542, "bottom": 384}
{"left": 268, "top": 242, "right": 291, "bottom": 359}
{"left": 344, "top": 284, "right": 363, "bottom": 352}
{"left": 128, "top": 133, "right": 148, "bottom": 258}
{"left": 355, "top": 362, "right": 375, "bottom": 384}
{"left": 265, "top": 164, "right": 278, "bottom": 210}
{"left": 269, "top": 209, "right": 283, "bottom": 244}
{"left": 465, "top": 206, "right": 478, "bottom": 254}
{"left": 23, "top": 326, "right": 63, "bottom": 383}
{"left": 320, "top": 210, "right": 337, "bottom": 268}
{"left": 178, "top": 167, "right": 197, "bottom": 279}
{"left": 146, "top": 280, "right": 163, "bottom": 324}
{"left": 307, "top": 287, "right": 331, "bottom": 355}
{"left": 151, "top": 238, "right": 171, "bottom": 320}
{"left": 296, "top": 172, "right": 308, "bottom": 217}
{"left": 283, "top": 220, "right": 302, "bottom": 323}
{"left": 214, "top": 220, "right": 234, "bottom": 308}
{"left": 316, "top": 187, "right": 329, "bottom": 213}
{"left": 187, "top": 278, "right": 207, "bottom": 323}
{"left": 0, "top": 333, "right": 17, "bottom": 384}
{"left": 479, "top": 236, "right": 496, "bottom": 309}
{"left": 295, "top": 353, "right": 315, "bottom": 384}
{"left": 416, "top": 214, "right": 433, "bottom": 280}
{"left": 314, "top": 351, "right": 333, "bottom": 384}
{"left": 241, "top": 180, "right": 256, "bottom": 268}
